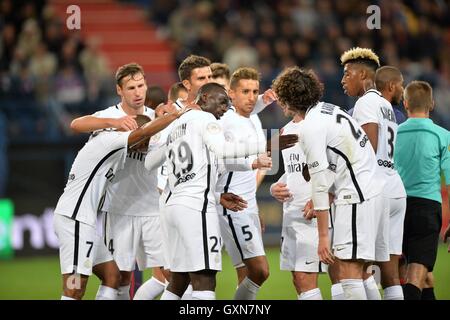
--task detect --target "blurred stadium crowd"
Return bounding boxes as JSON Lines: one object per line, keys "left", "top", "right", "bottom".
{"left": 0, "top": 0, "right": 449, "bottom": 197}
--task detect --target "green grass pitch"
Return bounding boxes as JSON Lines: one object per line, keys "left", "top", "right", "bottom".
{"left": 1, "top": 244, "right": 449, "bottom": 300}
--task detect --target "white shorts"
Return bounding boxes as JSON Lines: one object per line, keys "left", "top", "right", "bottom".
{"left": 164, "top": 204, "right": 222, "bottom": 272}
{"left": 332, "top": 194, "right": 389, "bottom": 262}
{"left": 280, "top": 219, "right": 328, "bottom": 273}
{"left": 387, "top": 197, "right": 406, "bottom": 255}
{"left": 103, "top": 212, "right": 164, "bottom": 271}
{"left": 219, "top": 211, "right": 265, "bottom": 267}
{"left": 53, "top": 214, "right": 112, "bottom": 276}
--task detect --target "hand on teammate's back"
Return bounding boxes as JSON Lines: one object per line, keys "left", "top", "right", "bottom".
{"left": 303, "top": 200, "right": 316, "bottom": 220}
{"left": 114, "top": 115, "right": 138, "bottom": 131}
{"left": 270, "top": 182, "right": 292, "bottom": 202}
{"left": 252, "top": 153, "right": 272, "bottom": 170}
{"left": 220, "top": 192, "right": 248, "bottom": 212}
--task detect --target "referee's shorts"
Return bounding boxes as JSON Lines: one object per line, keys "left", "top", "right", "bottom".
{"left": 402, "top": 197, "right": 442, "bottom": 272}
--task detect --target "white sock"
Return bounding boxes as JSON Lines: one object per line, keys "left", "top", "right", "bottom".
{"left": 191, "top": 290, "right": 216, "bottom": 300}
{"left": 341, "top": 279, "right": 367, "bottom": 300}
{"left": 234, "top": 277, "right": 260, "bottom": 300}
{"left": 181, "top": 284, "right": 193, "bottom": 300}
{"left": 298, "top": 288, "right": 322, "bottom": 300}
{"left": 117, "top": 285, "right": 130, "bottom": 300}
{"left": 331, "top": 283, "right": 345, "bottom": 300}
{"left": 61, "top": 295, "right": 76, "bottom": 300}
{"left": 95, "top": 285, "right": 118, "bottom": 300}
{"left": 383, "top": 285, "right": 404, "bottom": 300}
{"left": 160, "top": 289, "right": 181, "bottom": 300}
{"left": 363, "top": 276, "right": 381, "bottom": 300}
{"left": 133, "top": 277, "right": 166, "bottom": 300}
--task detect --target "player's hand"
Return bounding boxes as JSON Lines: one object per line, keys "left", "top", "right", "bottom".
{"left": 270, "top": 182, "right": 292, "bottom": 202}
{"left": 155, "top": 100, "right": 176, "bottom": 117}
{"left": 262, "top": 89, "right": 278, "bottom": 105}
{"left": 113, "top": 115, "right": 138, "bottom": 131}
{"left": 220, "top": 193, "right": 248, "bottom": 212}
{"left": 303, "top": 200, "right": 316, "bottom": 220}
{"left": 252, "top": 153, "right": 272, "bottom": 170}
{"left": 279, "top": 134, "right": 298, "bottom": 150}
{"left": 318, "top": 236, "right": 334, "bottom": 265}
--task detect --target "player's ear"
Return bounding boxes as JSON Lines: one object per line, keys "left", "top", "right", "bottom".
{"left": 116, "top": 84, "right": 122, "bottom": 96}
{"left": 430, "top": 99, "right": 435, "bottom": 111}
{"left": 182, "top": 79, "right": 191, "bottom": 92}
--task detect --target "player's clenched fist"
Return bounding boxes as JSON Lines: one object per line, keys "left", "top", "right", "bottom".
{"left": 113, "top": 115, "right": 138, "bottom": 131}
{"left": 252, "top": 153, "right": 272, "bottom": 170}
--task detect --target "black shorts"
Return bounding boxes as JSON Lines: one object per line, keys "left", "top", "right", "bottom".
{"left": 402, "top": 197, "right": 442, "bottom": 272}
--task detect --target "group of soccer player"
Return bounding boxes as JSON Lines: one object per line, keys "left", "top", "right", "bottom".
{"left": 53, "top": 46, "right": 449, "bottom": 300}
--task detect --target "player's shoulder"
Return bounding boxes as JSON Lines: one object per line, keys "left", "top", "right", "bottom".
{"left": 356, "top": 89, "right": 383, "bottom": 106}
{"left": 144, "top": 106, "right": 156, "bottom": 119}
{"left": 93, "top": 104, "right": 123, "bottom": 117}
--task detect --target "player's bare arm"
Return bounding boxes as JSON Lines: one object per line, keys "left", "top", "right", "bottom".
{"left": 252, "top": 153, "right": 272, "bottom": 170}
{"left": 70, "top": 114, "right": 138, "bottom": 133}
{"left": 316, "top": 209, "right": 334, "bottom": 265}
{"left": 128, "top": 109, "right": 186, "bottom": 147}
{"left": 361, "top": 123, "right": 379, "bottom": 153}
{"left": 270, "top": 182, "right": 291, "bottom": 202}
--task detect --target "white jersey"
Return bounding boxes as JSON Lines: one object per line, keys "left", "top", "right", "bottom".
{"left": 92, "top": 104, "right": 166, "bottom": 216}
{"left": 163, "top": 109, "right": 264, "bottom": 211}
{"left": 352, "top": 89, "right": 406, "bottom": 199}
{"left": 300, "top": 102, "right": 383, "bottom": 205}
{"left": 216, "top": 110, "right": 266, "bottom": 215}
{"left": 54, "top": 130, "right": 130, "bottom": 227}
{"left": 280, "top": 120, "right": 312, "bottom": 225}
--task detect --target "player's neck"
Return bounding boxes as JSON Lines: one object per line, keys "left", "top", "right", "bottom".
{"left": 361, "top": 79, "right": 376, "bottom": 96}
{"left": 236, "top": 108, "right": 250, "bottom": 118}
{"left": 121, "top": 102, "right": 144, "bottom": 115}
{"left": 407, "top": 111, "right": 429, "bottom": 119}
{"left": 292, "top": 114, "right": 303, "bottom": 123}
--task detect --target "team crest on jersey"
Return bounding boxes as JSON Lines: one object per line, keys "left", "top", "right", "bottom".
{"left": 206, "top": 122, "right": 221, "bottom": 135}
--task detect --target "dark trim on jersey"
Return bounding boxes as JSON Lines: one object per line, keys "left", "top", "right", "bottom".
{"left": 227, "top": 215, "right": 245, "bottom": 261}
{"left": 200, "top": 148, "right": 212, "bottom": 269}
{"left": 115, "top": 104, "right": 119, "bottom": 110}
{"left": 329, "top": 207, "right": 334, "bottom": 229}
{"left": 103, "top": 212, "right": 108, "bottom": 246}
{"left": 165, "top": 191, "right": 172, "bottom": 204}
{"left": 175, "top": 101, "right": 184, "bottom": 110}
{"left": 71, "top": 147, "right": 125, "bottom": 220}
{"left": 363, "top": 89, "right": 382, "bottom": 97}
{"left": 319, "top": 261, "right": 323, "bottom": 273}
{"left": 351, "top": 204, "right": 357, "bottom": 259}
{"left": 327, "top": 146, "right": 365, "bottom": 202}
{"left": 73, "top": 220, "right": 80, "bottom": 272}
{"left": 222, "top": 172, "right": 234, "bottom": 216}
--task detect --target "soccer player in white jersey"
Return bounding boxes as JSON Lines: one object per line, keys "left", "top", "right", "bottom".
{"left": 269, "top": 97, "right": 330, "bottom": 300}
{"left": 272, "top": 67, "right": 388, "bottom": 300}
{"left": 341, "top": 48, "right": 406, "bottom": 300}
{"left": 54, "top": 103, "right": 185, "bottom": 300}
{"left": 70, "top": 63, "right": 171, "bottom": 300}
{"left": 215, "top": 67, "right": 271, "bottom": 300}
{"left": 145, "top": 83, "right": 266, "bottom": 300}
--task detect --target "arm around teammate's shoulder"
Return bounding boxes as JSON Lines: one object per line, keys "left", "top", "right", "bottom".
{"left": 70, "top": 114, "right": 138, "bottom": 133}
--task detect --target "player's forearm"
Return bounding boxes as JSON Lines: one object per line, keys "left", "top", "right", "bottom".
{"left": 144, "top": 146, "right": 167, "bottom": 171}
{"left": 315, "top": 210, "right": 329, "bottom": 238}
{"left": 70, "top": 116, "right": 116, "bottom": 133}
{"left": 361, "top": 123, "right": 378, "bottom": 153}
{"left": 129, "top": 112, "right": 177, "bottom": 146}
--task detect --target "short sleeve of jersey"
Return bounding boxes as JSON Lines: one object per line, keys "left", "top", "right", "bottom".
{"left": 92, "top": 106, "right": 120, "bottom": 118}
{"left": 353, "top": 95, "right": 379, "bottom": 126}
{"left": 442, "top": 131, "right": 450, "bottom": 185}
{"left": 300, "top": 122, "right": 329, "bottom": 174}
{"left": 201, "top": 113, "right": 225, "bottom": 145}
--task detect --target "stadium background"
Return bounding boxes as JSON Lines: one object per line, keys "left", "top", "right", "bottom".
{"left": 0, "top": 0, "right": 449, "bottom": 299}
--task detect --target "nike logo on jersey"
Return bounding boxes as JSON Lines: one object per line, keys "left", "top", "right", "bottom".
{"left": 305, "top": 261, "right": 315, "bottom": 265}
{"left": 335, "top": 247, "right": 345, "bottom": 251}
